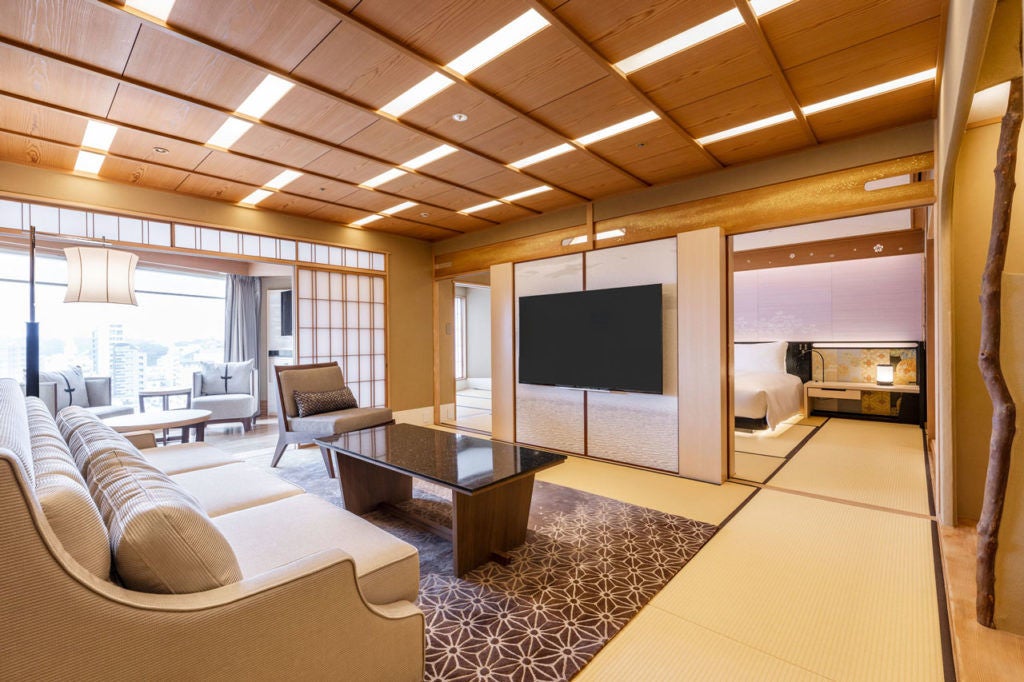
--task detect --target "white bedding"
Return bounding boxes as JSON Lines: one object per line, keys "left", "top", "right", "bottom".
{"left": 734, "top": 372, "right": 804, "bottom": 430}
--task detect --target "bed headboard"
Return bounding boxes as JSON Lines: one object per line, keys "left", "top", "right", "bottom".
{"left": 735, "top": 341, "right": 813, "bottom": 383}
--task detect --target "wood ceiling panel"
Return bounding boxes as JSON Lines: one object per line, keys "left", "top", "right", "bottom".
{"left": 177, "top": 174, "right": 254, "bottom": 203}
{"left": 123, "top": 25, "right": 266, "bottom": 112}
{"left": 229, "top": 126, "right": 332, "bottom": 169}
{"left": 364, "top": 216, "right": 454, "bottom": 241}
{"left": 702, "top": 120, "right": 810, "bottom": 166}
{"left": 529, "top": 76, "right": 649, "bottom": 139}
{"left": 0, "top": 45, "right": 119, "bottom": 117}
{"left": 2, "top": 0, "right": 141, "bottom": 73}
{"left": 291, "top": 20, "right": 432, "bottom": 111}
{"left": 163, "top": 0, "right": 340, "bottom": 71}
{"left": 460, "top": 203, "right": 536, "bottom": 224}
{"left": 255, "top": 192, "right": 328, "bottom": 217}
{"left": 284, "top": 175, "right": 358, "bottom": 204}
{"left": 469, "top": 27, "right": 607, "bottom": 113}
{"left": 0, "top": 130, "right": 77, "bottom": 171}
{"left": 552, "top": 168, "right": 638, "bottom": 199}
{"left": 668, "top": 77, "right": 793, "bottom": 139}
{"left": 106, "top": 84, "right": 225, "bottom": 142}
{"left": 419, "top": 185, "right": 503, "bottom": 212}
{"left": 426, "top": 211, "right": 495, "bottom": 233}
{"left": 510, "top": 188, "right": 581, "bottom": 213}
{"left": 400, "top": 83, "right": 516, "bottom": 146}
{"left": 785, "top": 18, "right": 940, "bottom": 105}
{"left": 807, "top": 83, "right": 935, "bottom": 143}
{"left": 0, "top": 95, "right": 86, "bottom": 146}
{"left": 462, "top": 168, "right": 542, "bottom": 197}
{"left": 306, "top": 203, "right": 368, "bottom": 225}
{"left": 302, "top": 148, "right": 391, "bottom": 185}
{"left": 261, "top": 86, "right": 377, "bottom": 144}
{"left": 761, "top": 0, "right": 940, "bottom": 69}
{"left": 417, "top": 154, "right": 505, "bottom": 186}
{"left": 333, "top": 187, "right": 407, "bottom": 213}
{"left": 97, "top": 157, "right": 191, "bottom": 191}
{"left": 586, "top": 121, "right": 718, "bottom": 184}
{"left": 340, "top": 120, "right": 440, "bottom": 165}
{"left": 378, "top": 172, "right": 484, "bottom": 206}
{"left": 193, "top": 150, "right": 282, "bottom": 186}
{"left": 527, "top": 152, "right": 634, "bottom": 194}
{"left": 108, "top": 128, "right": 211, "bottom": 171}
{"left": 631, "top": 28, "right": 773, "bottom": 112}
{"left": 464, "top": 117, "right": 567, "bottom": 164}
{"left": 552, "top": 0, "right": 734, "bottom": 62}
{"left": 351, "top": 0, "right": 527, "bottom": 65}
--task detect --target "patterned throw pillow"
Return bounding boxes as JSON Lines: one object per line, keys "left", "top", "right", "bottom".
{"left": 293, "top": 387, "right": 358, "bottom": 418}
{"left": 40, "top": 366, "right": 90, "bottom": 410}
{"left": 200, "top": 359, "right": 253, "bottom": 395}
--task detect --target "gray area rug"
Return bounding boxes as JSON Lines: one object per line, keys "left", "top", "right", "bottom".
{"left": 250, "top": 447, "right": 718, "bottom": 681}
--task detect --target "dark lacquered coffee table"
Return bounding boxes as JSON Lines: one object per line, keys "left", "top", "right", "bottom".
{"left": 316, "top": 423, "right": 566, "bottom": 576}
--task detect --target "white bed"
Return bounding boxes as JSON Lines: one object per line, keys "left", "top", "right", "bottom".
{"left": 734, "top": 341, "right": 804, "bottom": 430}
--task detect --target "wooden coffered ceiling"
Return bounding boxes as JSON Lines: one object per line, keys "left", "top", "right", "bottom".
{"left": 0, "top": 0, "right": 943, "bottom": 242}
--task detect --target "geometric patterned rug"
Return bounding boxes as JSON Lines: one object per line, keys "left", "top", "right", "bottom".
{"left": 369, "top": 481, "right": 718, "bottom": 681}
{"left": 255, "top": 450, "right": 717, "bottom": 681}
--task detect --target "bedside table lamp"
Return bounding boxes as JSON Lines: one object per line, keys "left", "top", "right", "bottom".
{"left": 876, "top": 363, "right": 894, "bottom": 386}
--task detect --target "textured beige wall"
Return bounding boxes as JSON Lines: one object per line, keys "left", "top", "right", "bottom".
{"left": 0, "top": 161, "right": 434, "bottom": 411}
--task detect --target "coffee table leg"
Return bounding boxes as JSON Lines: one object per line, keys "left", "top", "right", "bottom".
{"left": 195, "top": 424, "right": 205, "bottom": 442}
{"left": 452, "top": 474, "right": 535, "bottom": 576}
{"left": 181, "top": 425, "right": 190, "bottom": 444}
{"left": 329, "top": 449, "right": 412, "bottom": 515}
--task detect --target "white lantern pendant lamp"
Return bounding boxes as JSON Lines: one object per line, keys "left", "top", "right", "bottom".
{"left": 63, "top": 245, "right": 139, "bottom": 305}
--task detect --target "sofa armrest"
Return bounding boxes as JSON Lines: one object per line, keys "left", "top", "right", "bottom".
{"left": 193, "top": 371, "right": 203, "bottom": 397}
{"left": 122, "top": 430, "right": 157, "bottom": 450}
{"left": 84, "top": 377, "right": 111, "bottom": 408}
{"left": 38, "top": 381, "right": 58, "bottom": 416}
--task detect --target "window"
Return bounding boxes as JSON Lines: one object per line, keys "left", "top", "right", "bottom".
{"left": 0, "top": 249, "right": 225, "bottom": 407}
{"left": 454, "top": 295, "right": 467, "bottom": 381}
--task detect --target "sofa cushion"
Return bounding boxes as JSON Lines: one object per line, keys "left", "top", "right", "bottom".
{"left": 191, "top": 393, "right": 257, "bottom": 421}
{"left": 40, "top": 367, "right": 90, "bottom": 409}
{"left": 293, "top": 387, "right": 357, "bottom": 417}
{"left": 86, "top": 404, "right": 133, "bottom": 419}
{"left": 214, "top": 494, "right": 419, "bottom": 604}
{"left": 26, "top": 398, "right": 111, "bottom": 579}
{"left": 140, "top": 443, "right": 240, "bottom": 476}
{"left": 0, "top": 381, "right": 34, "bottom": 487}
{"left": 287, "top": 407, "right": 393, "bottom": 435}
{"left": 75, "top": 432, "right": 242, "bottom": 593}
{"left": 199, "top": 360, "right": 253, "bottom": 396}
{"left": 170, "top": 463, "right": 303, "bottom": 517}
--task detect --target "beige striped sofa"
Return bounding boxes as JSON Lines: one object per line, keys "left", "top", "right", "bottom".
{"left": 0, "top": 378, "right": 423, "bottom": 681}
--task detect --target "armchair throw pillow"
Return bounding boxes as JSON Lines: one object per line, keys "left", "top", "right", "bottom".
{"left": 39, "top": 366, "right": 89, "bottom": 410}
{"left": 293, "top": 387, "right": 358, "bottom": 417}
{"left": 200, "top": 359, "right": 253, "bottom": 395}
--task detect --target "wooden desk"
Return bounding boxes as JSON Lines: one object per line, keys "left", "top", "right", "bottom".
{"left": 804, "top": 381, "right": 921, "bottom": 421}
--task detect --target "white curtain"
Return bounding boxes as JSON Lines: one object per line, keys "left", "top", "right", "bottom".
{"left": 225, "top": 275, "right": 261, "bottom": 363}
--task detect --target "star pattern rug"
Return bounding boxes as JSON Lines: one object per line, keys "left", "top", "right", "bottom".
{"left": 257, "top": 449, "right": 717, "bottom": 681}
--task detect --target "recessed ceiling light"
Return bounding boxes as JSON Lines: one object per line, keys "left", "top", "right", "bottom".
{"left": 379, "top": 72, "right": 454, "bottom": 118}
{"left": 351, "top": 214, "right": 383, "bottom": 227}
{"left": 152, "top": 146, "right": 169, "bottom": 154}
{"left": 501, "top": 185, "right": 551, "bottom": 202}
{"left": 447, "top": 9, "right": 550, "bottom": 76}
{"left": 264, "top": 169, "right": 302, "bottom": 190}
{"left": 460, "top": 200, "right": 501, "bottom": 214}
{"left": 508, "top": 143, "right": 574, "bottom": 169}
{"left": 403, "top": 144, "right": 458, "bottom": 169}
{"left": 575, "top": 111, "right": 660, "bottom": 146}
{"left": 614, "top": 0, "right": 796, "bottom": 75}
{"left": 452, "top": 113, "right": 469, "bottom": 122}
{"left": 359, "top": 168, "right": 408, "bottom": 189}
{"left": 81, "top": 120, "right": 118, "bottom": 152}
{"left": 420, "top": 211, "right": 430, "bottom": 218}
{"left": 381, "top": 201, "right": 417, "bottom": 215}
{"left": 73, "top": 150, "right": 105, "bottom": 174}
{"left": 124, "top": 0, "right": 176, "bottom": 21}
{"left": 697, "top": 111, "right": 796, "bottom": 145}
{"left": 239, "top": 189, "right": 273, "bottom": 206}
{"left": 207, "top": 117, "right": 253, "bottom": 149}
{"left": 235, "top": 74, "right": 294, "bottom": 119}
{"left": 802, "top": 68, "right": 937, "bottom": 116}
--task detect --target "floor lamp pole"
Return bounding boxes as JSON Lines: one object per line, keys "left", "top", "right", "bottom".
{"left": 25, "top": 225, "right": 39, "bottom": 397}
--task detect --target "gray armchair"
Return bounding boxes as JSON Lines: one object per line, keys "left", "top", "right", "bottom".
{"left": 38, "top": 377, "right": 133, "bottom": 419}
{"left": 192, "top": 368, "right": 259, "bottom": 432}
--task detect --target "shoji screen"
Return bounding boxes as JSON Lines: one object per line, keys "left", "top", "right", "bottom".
{"left": 296, "top": 267, "right": 387, "bottom": 408}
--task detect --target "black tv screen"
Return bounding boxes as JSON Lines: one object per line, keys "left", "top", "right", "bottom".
{"left": 518, "top": 284, "right": 663, "bottom": 394}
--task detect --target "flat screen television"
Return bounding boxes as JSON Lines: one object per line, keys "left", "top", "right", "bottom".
{"left": 518, "top": 283, "right": 663, "bottom": 394}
